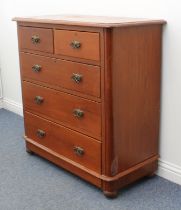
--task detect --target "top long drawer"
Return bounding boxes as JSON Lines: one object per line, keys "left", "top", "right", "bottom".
{"left": 20, "top": 53, "right": 101, "bottom": 98}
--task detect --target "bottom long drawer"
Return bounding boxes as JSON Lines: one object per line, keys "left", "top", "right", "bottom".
{"left": 24, "top": 112, "right": 101, "bottom": 173}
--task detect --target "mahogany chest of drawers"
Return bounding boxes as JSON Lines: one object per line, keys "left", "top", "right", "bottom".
{"left": 14, "top": 15, "right": 165, "bottom": 197}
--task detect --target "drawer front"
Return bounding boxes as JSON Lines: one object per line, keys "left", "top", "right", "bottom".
{"left": 25, "top": 112, "right": 101, "bottom": 173}
{"left": 20, "top": 53, "right": 101, "bottom": 98}
{"left": 23, "top": 82, "right": 101, "bottom": 139}
{"left": 54, "top": 30, "right": 100, "bottom": 61}
{"left": 18, "top": 26, "right": 53, "bottom": 53}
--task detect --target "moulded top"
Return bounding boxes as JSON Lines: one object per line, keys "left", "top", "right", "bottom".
{"left": 13, "top": 14, "right": 166, "bottom": 28}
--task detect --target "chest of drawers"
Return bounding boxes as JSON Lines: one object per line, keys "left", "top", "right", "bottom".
{"left": 14, "top": 15, "right": 165, "bottom": 197}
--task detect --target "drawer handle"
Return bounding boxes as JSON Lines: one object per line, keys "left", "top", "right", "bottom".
{"left": 31, "top": 35, "right": 40, "bottom": 44}
{"left": 36, "top": 129, "right": 46, "bottom": 138}
{"left": 70, "top": 40, "right": 81, "bottom": 49}
{"left": 71, "top": 73, "right": 83, "bottom": 83}
{"left": 32, "top": 64, "right": 42, "bottom": 72}
{"left": 73, "top": 109, "right": 84, "bottom": 118}
{"left": 73, "top": 146, "right": 84, "bottom": 156}
{"left": 34, "top": 96, "right": 44, "bottom": 105}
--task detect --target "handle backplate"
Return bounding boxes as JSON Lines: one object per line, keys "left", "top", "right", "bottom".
{"left": 73, "top": 146, "right": 84, "bottom": 156}
{"left": 71, "top": 73, "right": 83, "bottom": 83}
{"left": 32, "top": 64, "right": 41, "bottom": 72}
{"left": 70, "top": 40, "right": 81, "bottom": 49}
{"left": 34, "top": 96, "right": 44, "bottom": 105}
{"left": 73, "top": 109, "right": 84, "bottom": 118}
{"left": 36, "top": 129, "right": 46, "bottom": 138}
{"left": 31, "top": 35, "right": 40, "bottom": 44}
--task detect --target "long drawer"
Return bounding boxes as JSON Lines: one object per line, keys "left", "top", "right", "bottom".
{"left": 23, "top": 81, "right": 101, "bottom": 139}
{"left": 24, "top": 112, "right": 101, "bottom": 173}
{"left": 20, "top": 53, "right": 101, "bottom": 98}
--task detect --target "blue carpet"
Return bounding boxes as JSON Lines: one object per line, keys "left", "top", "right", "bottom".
{"left": 0, "top": 109, "right": 181, "bottom": 210}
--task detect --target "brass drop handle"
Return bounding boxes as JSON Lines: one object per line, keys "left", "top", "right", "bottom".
{"left": 34, "top": 96, "right": 44, "bottom": 105}
{"left": 70, "top": 40, "right": 81, "bottom": 49}
{"left": 31, "top": 35, "right": 40, "bottom": 44}
{"left": 36, "top": 129, "right": 46, "bottom": 138}
{"left": 32, "top": 64, "right": 41, "bottom": 72}
{"left": 73, "top": 109, "right": 84, "bottom": 118}
{"left": 71, "top": 73, "right": 83, "bottom": 83}
{"left": 73, "top": 146, "right": 84, "bottom": 156}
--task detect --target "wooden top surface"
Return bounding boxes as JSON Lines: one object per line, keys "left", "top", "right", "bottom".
{"left": 13, "top": 15, "right": 166, "bottom": 28}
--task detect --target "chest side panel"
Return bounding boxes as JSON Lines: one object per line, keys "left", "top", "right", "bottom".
{"left": 111, "top": 25, "right": 162, "bottom": 174}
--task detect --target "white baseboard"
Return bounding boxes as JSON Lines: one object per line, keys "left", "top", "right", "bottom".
{"left": 1, "top": 97, "right": 181, "bottom": 186}
{"left": 157, "top": 159, "right": 181, "bottom": 185}
{"left": 0, "top": 98, "right": 3, "bottom": 108}
{"left": 3, "top": 98, "right": 23, "bottom": 116}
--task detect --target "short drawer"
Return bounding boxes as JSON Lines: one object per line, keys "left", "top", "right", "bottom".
{"left": 24, "top": 112, "right": 101, "bottom": 173}
{"left": 23, "top": 81, "right": 101, "bottom": 139}
{"left": 54, "top": 29, "right": 100, "bottom": 61}
{"left": 18, "top": 26, "right": 53, "bottom": 53}
{"left": 20, "top": 53, "right": 101, "bottom": 98}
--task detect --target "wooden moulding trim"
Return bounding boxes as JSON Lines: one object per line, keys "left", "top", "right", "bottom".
{"left": 22, "top": 78, "right": 102, "bottom": 103}
{"left": 16, "top": 21, "right": 104, "bottom": 33}
{"left": 25, "top": 136, "right": 159, "bottom": 182}
{"left": 13, "top": 18, "right": 166, "bottom": 28}
{"left": 19, "top": 50, "right": 101, "bottom": 67}
{"left": 101, "top": 155, "right": 159, "bottom": 182}
{"left": 25, "top": 136, "right": 101, "bottom": 178}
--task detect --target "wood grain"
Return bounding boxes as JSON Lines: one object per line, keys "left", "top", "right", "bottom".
{"left": 13, "top": 14, "right": 166, "bottom": 28}
{"left": 111, "top": 25, "right": 162, "bottom": 173}
{"left": 24, "top": 111, "right": 101, "bottom": 173}
{"left": 54, "top": 29, "right": 100, "bottom": 61}
{"left": 25, "top": 140, "right": 102, "bottom": 187}
{"left": 17, "top": 23, "right": 104, "bottom": 66}
{"left": 102, "top": 28, "right": 113, "bottom": 177}
{"left": 103, "top": 158, "right": 158, "bottom": 196}
{"left": 20, "top": 52, "right": 101, "bottom": 98}
{"left": 18, "top": 26, "right": 53, "bottom": 53}
{"left": 14, "top": 17, "right": 165, "bottom": 197}
{"left": 23, "top": 81, "right": 101, "bottom": 139}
